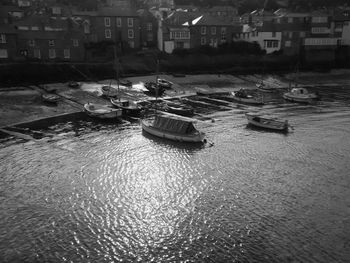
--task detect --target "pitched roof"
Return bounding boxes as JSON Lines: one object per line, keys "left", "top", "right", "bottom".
{"left": 185, "top": 14, "right": 233, "bottom": 26}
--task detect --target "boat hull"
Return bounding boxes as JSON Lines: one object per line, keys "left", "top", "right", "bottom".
{"left": 256, "top": 83, "right": 275, "bottom": 93}
{"left": 231, "top": 92, "right": 264, "bottom": 105}
{"left": 110, "top": 99, "right": 142, "bottom": 116}
{"left": 283, "top": 93, "right": 318, "bottom": 103}
{"left": 84, "top": 104, "right": 122, "bottom": 119}
{"left": 142, "top": 121, "right": 205, "bottom": 143}
{"left": 246, "top": 114, "right": 288, "bottom": 131}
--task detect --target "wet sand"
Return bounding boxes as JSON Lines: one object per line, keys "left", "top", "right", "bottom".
{"left": 1, "top": 70, "right": 349, "bottom": 128}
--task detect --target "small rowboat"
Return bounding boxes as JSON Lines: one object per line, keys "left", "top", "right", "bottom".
{"left": 142, "top": 115, "right": 205, "bottom": 143}
{"left": 84, "top": 103, "right": 122, "bottom": 119}
{"left": 42, "top": 93, "right": 60, "bottom": 103}
{"left": 283, "top": 88, "right": 318, "bottom": 103}
{"left": 231, "top": 90, "right": 264, "bottom": 105}
{"left": 164, "top": 103, "right": 194, "bottom": 116}
{"left": 256, "top": 82, "right": 276, "bottom": 93}
{"left": 110, "top": 98, "right": 142, "bottom": 116}
{"left": 246, "top": 113, "right": 289, "bottom": 132}
{"left": 101, "top": 85, "right": 118, "bottom": 97}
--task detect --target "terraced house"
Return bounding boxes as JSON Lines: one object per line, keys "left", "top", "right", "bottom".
{"left": 0, "top": 25, "right": 17, "bottom": 60}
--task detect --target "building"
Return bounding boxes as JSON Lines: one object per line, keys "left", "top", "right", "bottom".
{"left": 0, "top": 25, "right": 17, "bottom": 60}
{"left": 138, "top": 9, "right": 158, "bottom": 48}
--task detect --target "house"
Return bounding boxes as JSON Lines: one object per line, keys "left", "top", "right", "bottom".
{"left": 241, "top": 9, "right": 276, "bottom": 25}
{"left": 72, "top": 7, "right": 141, "bottom": 50}
{"left": 237, "top": 22, "right": 282, "bottom": 54}
{"left": 0, "top": 25, "right": 17, "bottom": 60}
{"left": 138, "top": 9, "right": 158, "bottom": 48}
{"left": 0, "top": 5, "right": 25, "bottom": 24}
{"left": 15, "top": 16, "right": 85, "bottom": 61}
{"left": 333, "top": 8, "right": 350, "bottom": 46}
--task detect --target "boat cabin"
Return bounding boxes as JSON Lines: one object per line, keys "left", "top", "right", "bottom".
{"left": 152, "top": 115, "right": 197, "bottom": 135}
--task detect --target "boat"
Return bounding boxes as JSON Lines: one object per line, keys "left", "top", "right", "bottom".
{"left": 144, "top": 82, "right": 165, "bottom": 96}
{"left": 101, "top": 85, "right": 118, "bottom": 97}
{"left": 110, "top": 98, "right": 142, "bottom": 116}
{"left": 119, "top": 79, "right": 132, "bottom": 87}
{"left": 142, "top": 115, "right": 205, "bottom": 143}
{"left": 246, "top": 113, "right": 289, "bottom": 132}
{"left": 231, "top": 89, "right": 264, "bottom": 105}
{"left": 84, "top": 103, "right": 122, "bottom": 119}
{"left": 68, "top": 81, "right": 80, "bottom": 88}
{"left": 157, "top": 78, "right": 173, "bottom": 89}
{"left": 164, "top": 102, "right": 194, "bottom": 116}
{"left": 42, "top": 93, "right": 60, "bottom": 103}
{"left": 283, "top": 87, "right": 318, "bottom": 103}
{"left": 256, "top": 81, "right": 276, "bottom": 93}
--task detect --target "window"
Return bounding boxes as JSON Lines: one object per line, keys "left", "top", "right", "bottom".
{"left": 72, "top": 39, "right": 79, "bottom": 47}
{"left": 288, "top": 17, "right": 293, "bottom": 23}
{"left": 147, "top": 22, "right": 152, "bottom": 31}
{"left": 0, "top": 49, "right": 8, "bottom": 58}
{"left": 147, "top": 33, "right": 153, "bottom": 41}
{"left": 116, "top": 17, "right": 121, "bottom": 27}
{"left": 49, "top": 40, "right": 55, "bottom": 46}
{"left": 211, "top": 27, "right": 216, "bottom": 35}
{"left": 273, "top": 41, "right": 278, "bottom": 48}
{"left": 31, "top": 26, "right": 39, "bottom": 31}
{"left": 312, "top": 16, "right": 327, "bottom": 23}
{"left": 276, "top": 18, "right": 281, "bottom": 23}
{"left": 84, "top": 23, "right": 90, "bottom": 34}
{"left": 201, "top": 37, "right": 206, "bottom": 45}
{"left": 29, "top": 39, "right": 35, "bottom": 46}
{"left": 0, "top": 34, "right": 6, "bottom": 43}
{"left": 288, "top": 32, "right": 293, "bottom": 38}
{"left": 128, "top": 29, "right": 134, "bottom": 39}
{"left": 170, "top": 31, "right": 190, "bottom": 39}
{"left": 127, "top": 18, "right": 133, "bottom": 27}
{"left": 64, "top": 49, "right": 70, "bottom": 59}
{"left": 49, "top": 49, "right": 56, "bottom": 59}
{"left": 105, "top": 29, "right": 111, "bottom": 39}
{"left": 201, "top": 26, "right": 206, "bottom": 35}
{"left": 300, "top": 31, "right": 305, "bottom": 37}
{"left": 272, "top": 32, "right": 276, "bottom": 37}
{"left": 34, "top": 49, "right": 40, "bottom": 59}
{"left": 285, "top": 40, "right": 291, "bottom": 47}
{"left": 221, "top": 27, "right": 226, "bottom": 41}
{"left": 311, "top": 27, "right": 329, "bottom": 34}
{"left": 128, "top": 41, "right": 134, "bottom": 48}
{"left": 104, "top": 17, "right": 111, "bottom": 27}
{"left": 264, "top": 40, "right": 278, "bottom": 48}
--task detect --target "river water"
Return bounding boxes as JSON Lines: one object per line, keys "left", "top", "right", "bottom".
{"left": 0, "top": 86, "right": 349, "bottom": 262}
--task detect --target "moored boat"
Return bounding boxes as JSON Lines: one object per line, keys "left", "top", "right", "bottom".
{"left": 283, "top": 87, "right": 318, "bottom": 103}
{"left": 142, "top": 115, "right": 205, "bottom": 143}
{"left": 231, "top": 89, "right": 264, "bottom": 105}
{"left": 157, "top": 78, "right": 173, "bottom": 89}
{"left": 256, "top": 82, "right": 276, "bottom": 93}
{"left": 144, "top": 82, "right": 165, "bottom": 96}
{"left": 110, "top": 98, "right": 142, "bottom": 116}
{"left": 101, "top": 85, "right": 119, "bottom": 97}
{"left": 246, "top": 113, "right": 289, "bottom": 132}
{"left": 42, "top": 93, "right": 60, "bottom": 103}
{"left": 84, "top": 103, "right": 122, "bottom": 119}
{"left": 164, "top": 102, "right": 194, "bottom": 116}
{"left": 68, "top": 81, "right": 80, "bottom": 88}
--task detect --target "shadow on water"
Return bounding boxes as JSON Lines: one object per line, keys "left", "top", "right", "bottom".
{"left": 141, "top": 130, "right": 206, "bottom": 152}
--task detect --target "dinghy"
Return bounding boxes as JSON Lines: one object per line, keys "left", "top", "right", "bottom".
{"left": 246, "top": 113, "right": 289, "bottom": 132}
{"left": 110, "top": 98, "right": 142, "bottom": 116}
{"left": 283, "top": 88, "right": 318, "bottom": 103}
{"left": 84, "top": 103, "right": 122, "bottom": 119}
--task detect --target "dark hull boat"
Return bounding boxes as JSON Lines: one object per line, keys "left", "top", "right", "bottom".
{"left": 144, "top": 82, "right": 165, "bottom": 96}
{"left": 246, "top": 113, "right": 289, "bottom": 132}
{"left": 110, "top": 98, "right": 142, "bottom": 116}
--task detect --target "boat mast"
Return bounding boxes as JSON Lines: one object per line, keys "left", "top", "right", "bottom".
{"left": 113, "top": 45, "right": 120, "bottom": 101}
{"left": 155, "top": 59, "right": 159, "bottom": 115}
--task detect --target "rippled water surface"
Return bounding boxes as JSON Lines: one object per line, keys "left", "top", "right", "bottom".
{"left": 1, "top": 86, "right": 350, "bottom": 262}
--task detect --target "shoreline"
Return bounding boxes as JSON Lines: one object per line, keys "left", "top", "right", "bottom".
{"left": 1, "top": 70, "right": 350, "bottom": 130}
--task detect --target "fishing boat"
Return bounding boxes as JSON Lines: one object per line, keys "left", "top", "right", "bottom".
{"left": 42, "top": 93, "right": 60, "bottom": 103}
{"left": 246, "top": 113, "right": 289, "bottom": 132}
{"left": 84, "top": 103, "right": 122, "bottom": 119}
{"left": 144, "top": 82, "right": 165, "bottom": 96}
{"left": 283, "top": 87, "right": 318, "bottom": 103}
{"left": 256, "top": 81, "right": 276, "bottom": 93}
{"left": 101, "top": 85, "right": 118, "bottom": 97}
{"left": 164, "top": 102, "right": 194, "bottom": 116}
{"left": 231, "top": 89, "right": 264, "bottom": 105}
{"left": 142, "top": 115, "right": 205, "bottom": 143}
{"left": 110, "top": 98, "right": 142, "bottom": 116}
{"left": 157, "top": 78, "right": 173, "bottom": 89}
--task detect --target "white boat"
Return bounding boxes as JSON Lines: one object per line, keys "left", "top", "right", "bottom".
{"left": 246, "top": 113, "right": 289, "bottom": 132}
{"left": 283, "top": 87, "right": 318, "bottom": 103}
{"left": 142, "top": 115, "right": 205, "bottom": 143}
{"left": 84, "top": 103, "right": 122, "bottom": 119}
{"left": 256, "top": 82, "right": 276, "bottom": 93}
{"left": 231, "top": 90, "right": 264, "bottom": 105}
{"left": 101, "top": 85, "right": 119, "bottom": 97}
{"left": 110, "top": 98, "right": 142, "bottom": 116}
